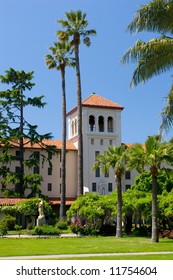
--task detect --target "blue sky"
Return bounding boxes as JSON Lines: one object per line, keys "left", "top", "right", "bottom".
{"left": 0, "top": 0, "right": 172, "bottom": 143}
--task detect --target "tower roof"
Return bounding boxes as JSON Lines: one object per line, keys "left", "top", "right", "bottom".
{"left": 67, "top": 93, "right": 124, "bottom": 116}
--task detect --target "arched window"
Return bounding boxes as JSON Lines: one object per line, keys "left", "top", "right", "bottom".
{"left": 75, "top": 118, "right": 77, "bottom": 134}
{"left": 71, "top": 120, "right": 75, "bottom": 136}
{"left": 98, "top": 116, "right": 104, "bottom": 132}
{"left": 108, "top": 116, "right": 113, "bottom": 132}
{"left": 89, "top": 115, "right": 95, "bottom": 131}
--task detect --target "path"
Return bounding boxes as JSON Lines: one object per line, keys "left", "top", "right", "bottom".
{"left": 0, "top": 251, "right": 173, "bottom": 260}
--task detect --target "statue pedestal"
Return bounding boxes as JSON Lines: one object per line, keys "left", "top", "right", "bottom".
{"left": 36, "top": 215, "right": 45, "bottom": 227}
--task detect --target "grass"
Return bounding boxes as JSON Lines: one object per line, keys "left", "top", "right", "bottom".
{"left": 1, "top": 236, "right": 173, "bottom": 259}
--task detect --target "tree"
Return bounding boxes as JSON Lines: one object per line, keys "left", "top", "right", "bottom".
{"left": 126, "top": 135, "right": 173, "bottom": 242}
{"left": 0, "top": 68, "right": 53, "bottom": 197}
{"left": 93, "top": 144, "right": 127, "bottom": 237}
{"left": 67, "top": 192, "right": 115, "bottom": 229}
{"left": 57, "top": 10, "right": 96, "bottom": 196}
{"left": 121, "top": 0, "right": 173, "bottom": 133}
{"left": 45, "top": 41, "right": 75, "bottom": 219}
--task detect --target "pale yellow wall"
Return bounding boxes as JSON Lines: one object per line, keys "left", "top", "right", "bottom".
{"left": 0, "top": 147, "right": 77, "bottom": 199}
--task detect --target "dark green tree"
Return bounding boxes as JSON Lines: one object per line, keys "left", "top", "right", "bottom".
{"left": 0, "top": 68, "right": 53, "bottom": 197}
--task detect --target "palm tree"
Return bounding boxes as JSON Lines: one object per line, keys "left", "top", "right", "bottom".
{"left": 126, "top": 135, "right": 173, "bottom": 242}
{"left": 93, "top": 144, "right": 127, "bottom": 237}
{"left": 120, "top": 0, "right": 173, "bottom": 133}
{"left": 57, "top": 10, "right": 96, "bottom": 197}
{"left": 45, "top": 41, "right": 75, "bottom": 219}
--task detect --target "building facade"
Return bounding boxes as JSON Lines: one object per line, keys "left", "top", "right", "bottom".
{"left": 0, "top": 93, "right": 136, "bottom": 206}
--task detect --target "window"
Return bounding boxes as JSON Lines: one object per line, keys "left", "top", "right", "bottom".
{"left": 92, "top": 183, "right": 97, "bottom": 192}
{"left": 33, "top": 166, "right": 40, "bottom": 174}
{"left": 48, "top": 183, "right": 52, "bottom": 191}
{"left": 108, "top": 183, "right": 113, "bottom": 192}
{"left": 34, "top": 151, "right": 40, "bottom": 161}
{"left": 98, "top": 116, "right": 104, "bottom": 132}
{"left": 72, "top": 120, "right": 75, "bottom": 136}
{"left": 100, "top": 139, "right": 103, "bottom": 145}
{"left": 48, "top": 152, "right": 52, "bottom": 160}
{"left": 75, "top": 119, "right": 77, "bottom": 134}
{"left": 108, "top": 116, "right": 113, "bottom": 132}
{"left": 109, "top": 139, "right": 113, "bottom": 146}
{"left": 95, "top": 151, "right": 100, "bottom": 177}
{"left": 60, "top": 168, "right": 61, "bottom": 178}
{"left": 15, "top": 166, "right": 21, "bottom": 173}
{"left": 91, "top": 139, "right": 94, "bottom": 145}
{"left": 60, "top": 184, "right": 61, "bottom": 194}
{"left": 15, "top": 150, "right": 21, "bottom": 161}
{"left": 1, "top": 182, "right": 6, "bottom": 189}
{"left": 125, "top": 171, "right": 131, "bottom": 179}
{"left": 95, "top": 167, "right": 100, "bottom": 177}
{"left": 89, "top": 115, "right": 95, "bottom": 131}
{"left": 105, "top": 170, "right": 109, "bottom": 177}
{"left": 95, "top": 151, "right": 100, "bottom": 159}
{"left": 48, "top": 167, "right": 52, "bottom": 175}
{"left": 125, "top": 185, "right": 131, "bottom": 191}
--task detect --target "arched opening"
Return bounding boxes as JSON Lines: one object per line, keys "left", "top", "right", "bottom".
{"left": 71, "top": 120, "right": 75, "bottom": 136}
{"left": 89, "top": 115, "right": 95, "bottom": 131}
{"left": 98, "top": 116, "right": 104, "bottom": 132}
{"left": 108, "top": 116, "right": 113, "bottom": 132}
{"left": 75, "top": 118, "right": 77, "bottom": 134}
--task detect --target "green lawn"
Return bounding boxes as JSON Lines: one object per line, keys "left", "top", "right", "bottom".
{"left": 0, "top": 236, "right": 173, "bottom": 259}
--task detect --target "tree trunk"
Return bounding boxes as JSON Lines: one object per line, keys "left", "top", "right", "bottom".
{"left": 60, "top": 66, "right": 66, "bottom": 219}
{"left": 151, "top": 171, "right": 159, "bottom": 242}
{"left": 19, "top": 91, "right": 24, "bottom": 197}
{"left": 116, "top": 177, "right": 123, "bottom": 237}
{"left": 74, "top": 39, "right": 83, "bottom": 197}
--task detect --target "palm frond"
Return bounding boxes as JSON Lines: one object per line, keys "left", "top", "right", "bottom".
{"left": 160, "top": 84, "right": 173, "bottom": 133}
{"left": 127, "top": 0, "right": 173, "bottom": 35}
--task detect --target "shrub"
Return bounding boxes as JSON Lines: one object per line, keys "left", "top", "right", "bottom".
{"left": 0, "top": 223, "right": 8, "bottom": 236}
{"left": 70, "top": 222, "right": 83, "bottom": 235}
{"left": 99, "top": 224, "right": 116, "bottom": 236}
{"left": 33, "top": 224, "right": 61, "bottom": 235}
{"left": 70, "top": 222, "right": 98, "bottom": 236}
{"left": 0, "top": 215, "right": 16, "bottom": 230}
{"left": 132, "top": 226, "right": 151, "bottom": 237}
{"left": 56, "top": 220, "right": 68, "bottom": 230}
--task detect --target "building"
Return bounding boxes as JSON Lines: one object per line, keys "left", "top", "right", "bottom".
{"left": 0, "top": 93, "right": 135, "bottom": 207}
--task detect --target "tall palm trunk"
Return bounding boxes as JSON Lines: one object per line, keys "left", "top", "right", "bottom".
{"left": 151, "top": 167, "right": 159, "bottom": 242}
{"left": 19, "top": 91, "right": 24, "bottom": 197}
{"left": 74, "top": 34, "right": 83, "bottom": 197}
{"left": 60, "top": 66, "right": 66, "bottom": 219}
{"left": 116, "top": 174, "right": 123, "bottom": 237}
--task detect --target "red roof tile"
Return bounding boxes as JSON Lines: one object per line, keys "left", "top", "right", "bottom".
{"left": 82, "top": 93, "right": 124, "bottom": 109}
{"left": 0, "top": 197, "right": 76, "bottom": 206}
{"left": 2, "top": 139, "right": 77, "bottom": 151}
{"left": 67, "top": 93, "right": 124, "bottom": 115}
{"left": 0, "top": 198, "right": 27, "bottom": 205}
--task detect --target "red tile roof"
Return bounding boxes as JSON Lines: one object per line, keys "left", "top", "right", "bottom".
{"left": 1, "top": 139, "right": 77, "bottom": 151}
{"left": 67, "top": 93, "right": 124, "bottom": 115}
{"left": 0, "top": 197, "right": 76, "bottom": 206}
{"left": 0, "top": 198, "right": 27, "bottom": 205}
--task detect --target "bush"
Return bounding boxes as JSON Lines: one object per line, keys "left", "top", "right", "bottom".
{"left": 132, "top": 226, "right": 151, "bottom": 237}
{"left": 70, "top": 222, "right": 98, "bottom": 236}
{"left": 33, "top": 224, "right": 61, "bottom": 235}
{"left": 0, "top": 223, "right": 8, "bottom": 236}
{"left": 56, "top": 220, "right": 68, "bottom": 230}
{"left": 99, "top": 224, "right": 116, "bottom": 236}
{"left": 0, "top": 215, "right": 16, "bottom": 230}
